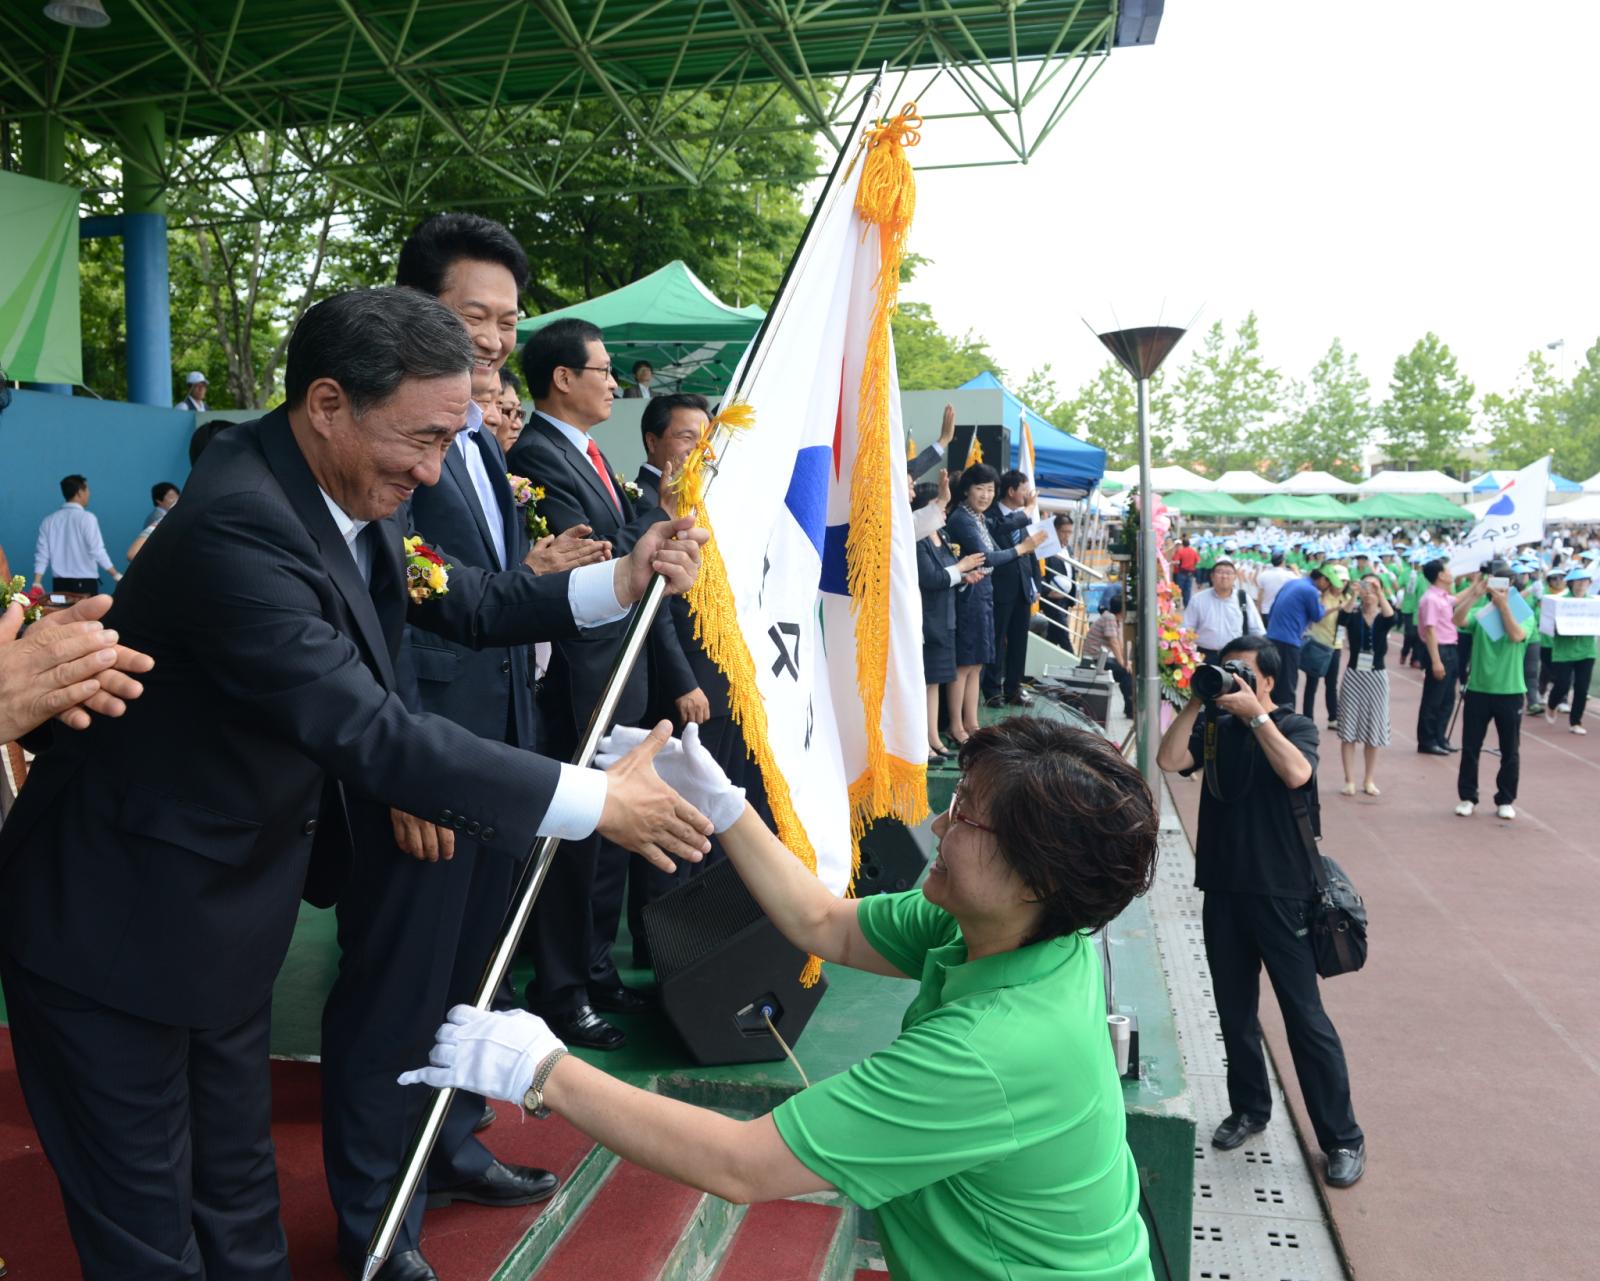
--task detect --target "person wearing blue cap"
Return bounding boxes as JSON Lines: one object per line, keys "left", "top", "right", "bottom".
{"left": 1545, "top": 567, "right": 1595, "bottom": 734}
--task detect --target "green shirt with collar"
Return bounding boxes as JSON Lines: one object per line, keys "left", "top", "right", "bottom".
{"left": 1462, "top": 598, "right": 1531, "bottom": 694}
{"left": 772, "top": 890, "right": 1150, "bottom": 1281}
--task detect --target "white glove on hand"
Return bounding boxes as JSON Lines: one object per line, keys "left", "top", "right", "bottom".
{"left": 595, "top": 722, "right": 746, "bottom": 833}
{"left": 397, "top": 1004, "right": 565, "bottom": 1103}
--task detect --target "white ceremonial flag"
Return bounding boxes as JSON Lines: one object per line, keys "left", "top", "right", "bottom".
{"left": 1448, "top": 456, "right": 1551, "bottom": 576}
{"left": 680, "top": 103, "right": 930, "bottom": 905}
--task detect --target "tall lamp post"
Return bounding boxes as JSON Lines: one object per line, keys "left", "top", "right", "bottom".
{"left": 1097, "top": 326, "right": 1186, "bottom": 793}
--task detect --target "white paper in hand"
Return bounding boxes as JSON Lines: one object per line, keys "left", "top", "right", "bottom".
{"left": 1028, "top": 517, "right": 1061, "bottom": 559}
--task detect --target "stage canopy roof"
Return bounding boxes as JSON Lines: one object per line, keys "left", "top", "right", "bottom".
{"left": 1209, "top": 469, "right": 1280, "bottom": 495}
{"left": 517, "top": 260, "right": 761, "bottom": 394}
{"left": 1, "top": 1, "right": 1161, "bottom": 209}
{"left": 1277, "top": 469, "right": 1359, "bottom": 496}
{"left": 1358, "top": 468, "right": 1473, "bottom": 496}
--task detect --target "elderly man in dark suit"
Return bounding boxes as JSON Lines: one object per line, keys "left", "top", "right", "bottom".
{"left": 507, "top": 320, "right": 701, "bottom": 1049}
{"left": 0, "top": 287, "right": 712, "bottom": 1281}
{"left": 316, "top": 216, "right": 621, "bottom": 1281}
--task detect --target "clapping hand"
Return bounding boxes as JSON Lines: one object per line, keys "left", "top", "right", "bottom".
{"left": 0, "top": 595, "right": 155, "bottom": 740}
{"left": 526, "top": 525, "right": 610, "bottom": 574}
{"left": 956, "top": 552, "right": 986, "bottom": 574}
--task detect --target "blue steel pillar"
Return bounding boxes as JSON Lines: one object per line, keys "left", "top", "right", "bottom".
{"left": 20, "top": 116, "right": 74, "bottom": 396}
{"left": 117, "top": 104, "right": 172, "bottom": 408}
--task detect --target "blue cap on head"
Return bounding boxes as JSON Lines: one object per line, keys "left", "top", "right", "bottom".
{"left": 1564, "top": 566, "right": 1593, "bottom": 583}
{"left": 1583, "top": 548, "right": 1600, "bottom": 561}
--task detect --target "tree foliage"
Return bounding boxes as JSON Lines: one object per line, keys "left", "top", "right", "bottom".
{"left": 1380, "top": 332, "right": 1475, "bottom": 472}
{"left": 1266, "top": 338, "right": 1372, "bottom": 480}
{"left": 1164, "top": 313, "right": 1280, "bottom": 474}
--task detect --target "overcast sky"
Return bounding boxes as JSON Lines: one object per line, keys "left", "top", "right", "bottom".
{"left": 900, "top": 0, "right": 1599, "bottom": 409}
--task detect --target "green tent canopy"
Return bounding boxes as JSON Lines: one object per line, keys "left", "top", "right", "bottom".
{"left": 516, "top": 260, "right": 763, "bottom": 396}
{"left": 1162, "top": 489, "right": 1250, "bottom": 517}
{"left": 1241, "top": 493, "right": 1320, "bottom": 521}
{"left": 1295, "top": 494, "right": 1353, "bottom": 522}
{"left": 1348, "top": 493, "right": 1471, "bottom": 522}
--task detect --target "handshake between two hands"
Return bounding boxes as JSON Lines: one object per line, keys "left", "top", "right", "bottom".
{"left": 397, "top": 722, "right": 747, "bottom": 1103}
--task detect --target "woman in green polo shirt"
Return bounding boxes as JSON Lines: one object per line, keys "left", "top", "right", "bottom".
{"left": 402, "top": 718, "right": 1160, "bottom": 1281}
{"left": 1545, "top": 566, "right": 1596, "bottom": 733}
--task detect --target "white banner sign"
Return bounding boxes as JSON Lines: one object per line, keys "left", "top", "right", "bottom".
{"left": 1541, "top": 594, "right": 1600, "bottom": 637}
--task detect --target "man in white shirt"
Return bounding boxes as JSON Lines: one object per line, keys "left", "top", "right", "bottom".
{"left": 1183, "top": 558, "right": 1265, "bottom": 663}
{"left": 176, "top": 370, "right": 208, "bottom": 411}
{"left": 1255, "top": 552, "right": 1298, "bottom": 626}
{"left": 33, "top": 474, "right": 121, "bottom": 595}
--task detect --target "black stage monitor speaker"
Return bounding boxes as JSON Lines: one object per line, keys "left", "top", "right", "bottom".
{"left": 854, "top": 820, "right": 929, "bottom": 897}
{"left": 950, "top": 423, "right": 1011, "bottom": 476}
{"left": 642, "top": 859, "right": 828, "bottom": 1066}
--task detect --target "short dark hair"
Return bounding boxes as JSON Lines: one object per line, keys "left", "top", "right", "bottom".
{"left": 1218, "top": 632, "right": 1280, "bottom": 680}
{"left": 1270, "top": 551, "right": 1285, "bottom": 566}
{"left": 395, "top": 211, "right": 529, "bottom": 295}
{"left": 632, "top": 360, "right": 653, "bottom": 377}
{"left": 951, "top": 463, "right": 999, "bottom": 509}
{"left": 998, "top": 468, "right": 1029, "bottom": 499}
{"left": 60, "top": 474, "right": 87, "bottom": 501}
{"left": 640, "top": 392, "right": 710, "bottom": 448}
{"left": 911, "top": 481, "right": 942, "bottom": 512}
{"left": 521, "top": 317, "right": 603, "bottom": 399}
{"left": 1054, "top": 513, "right": 1073, "bottom": 531}
{"left": 1210, "top": 558, "right": 1235, "bottom": 573}
{"left": 1100, "top": 591, "right": 1124, "bottom": 615}
{"left": 285, "top": 288, "right": 474, "bottom": 416}
{"left": 151, "top": 482, "right": 178, "bottom": 505}
{"left": 956, "top": 718, "right": 1158, "bottom": 943}
{"left": 498, "top": 366, "right": 522, "bottom": 394}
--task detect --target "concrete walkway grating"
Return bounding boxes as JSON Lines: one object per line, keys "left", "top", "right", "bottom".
{"left": 1147, "top": 800, "right": 1348, "bottom": 1281}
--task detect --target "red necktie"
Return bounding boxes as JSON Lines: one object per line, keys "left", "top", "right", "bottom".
{"left": 585, "top": 438, "right": 622, "bottom": 513}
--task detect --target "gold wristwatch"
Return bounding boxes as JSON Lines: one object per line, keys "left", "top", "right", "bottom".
{"left": 522, "top": 1048, "right": 569, "bottom": 1119}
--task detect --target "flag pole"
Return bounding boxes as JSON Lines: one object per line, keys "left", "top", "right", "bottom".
{"left": 361, "top": 67, "right": 892, "bottom": 1281}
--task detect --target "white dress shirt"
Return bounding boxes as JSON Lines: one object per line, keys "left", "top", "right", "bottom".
{"left": 451, "top": 399, "right": 506, "bottom": 569}
{"left": 317, "top": 483, "right": 622, "bottom": 840}
{"left": 34, "top": 502, "right": 115, "bottom": 579}
{"left": 1256, "top": 565, "right": 1297, "bottom": 614}
{"left": 1183, "top": 585, "right": 1265, "bottom": 653}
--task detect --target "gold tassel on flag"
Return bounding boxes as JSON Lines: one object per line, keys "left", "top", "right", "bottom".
{"left": 847, "top": 101, "right": 931, "bottom": 864}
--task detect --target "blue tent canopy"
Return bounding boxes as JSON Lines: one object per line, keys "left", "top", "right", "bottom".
{"left": 957, "top": 371, "right": 1107, "bottom": 494}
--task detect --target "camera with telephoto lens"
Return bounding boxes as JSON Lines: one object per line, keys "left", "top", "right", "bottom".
{"left": 1192, "top": 660, "right": 1258, "bottom": 703}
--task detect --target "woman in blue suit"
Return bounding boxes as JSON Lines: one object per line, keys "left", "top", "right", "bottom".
{"left": 914, "top": 483, "right": 985, "bottom": 758}
{"left": 944, "top": 464, "right": 1044, "bottom": 743}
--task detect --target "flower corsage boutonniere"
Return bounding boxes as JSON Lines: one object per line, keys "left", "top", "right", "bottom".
{"left": 507, "top": 473, "right": 551, "bottom": 540}
{"left": 0, "top": 575, "right": 46, "bottom": 623}
{"left": 403, "top": 537, "right": 451, "bottom": 604}
{"left": 616, "top": 472, "right": 643, "bottom": 503}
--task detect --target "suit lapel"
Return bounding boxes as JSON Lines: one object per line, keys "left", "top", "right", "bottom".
{"left": 533, "top": 413, "right": 616, "bottom": 518}
{"left": 635, "top": 466, "right": 662, "bottom": 512}
{"left": 475, "top": 429, "right": 523, "bottom": 559}
{"left": 441, "top": 438, "right": 501, "bottom": 567}
{"left": 259, "top": 410, "right": 398, "bottom": 691}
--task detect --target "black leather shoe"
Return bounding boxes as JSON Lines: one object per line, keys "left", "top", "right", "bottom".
{"left": 1326, "top": 1144, "right": 1366, "bottom": 1187}
{"left": 588, "top": 983, "right": 654, "bottom": 1014}
{"left": 1418, "top": 745, "right": 1452, "bottom": 756}
{"left": 1004, "top": 689, "right": 1034, "bottom": 706}
{"left": 1211, "top": 1113, "right": 1269, "bottom": 1151}
{"left": 341, "top": 1249, "right": 439, "bottom": 1281}
{"left": 426, "top": 1159, "right": 560, "bottom": 1209}
{"left": 542, "top": 1003, "right": 627, "bottom": 1050}
{"left": 984, "top": 694, "right": 1006, "bottom": 708}
{"left": 473, "top": 1103, "right": 496, "bottom": 1133}
{"left": 1443, "top": 743, "right": 1460, "bottom": 752}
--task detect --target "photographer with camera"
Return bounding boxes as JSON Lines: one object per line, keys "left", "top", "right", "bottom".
{"left": 1156, "top": 635, "right": 1366, "bottom": 1189}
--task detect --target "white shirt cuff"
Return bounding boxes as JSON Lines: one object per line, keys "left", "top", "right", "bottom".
{"left": 932, "top": 441, "right": 945, "bottom": 455}
{"left": 568, "top": 561, "right": 629, "bottom": 629}
{"left": 537, "top": 763, "right": 608, "bottom": 840}
{"left": 945, "top": 564, "right": 964, "bottom": 587}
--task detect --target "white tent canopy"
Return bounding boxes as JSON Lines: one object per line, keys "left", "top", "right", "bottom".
{"left": 1550, "top": 494, "right": 1600, "bottom": 523}
{"left": 1358, "top": 468, "right": 1473, "bottom": 495}
{"left": 1580, "top": 471, "right": 1600, "bottom": 494}
{"left": 1278, "top": 469, "right": 1359, "bottom": 495}
{"left": 1100, "top": 463, "right": 1218, "bottom": 492}
{"left": 1210, "top": 469, "right": 1280, "bottom": 494}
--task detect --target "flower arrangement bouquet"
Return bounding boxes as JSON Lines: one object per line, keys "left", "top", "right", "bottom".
{"left": 0, "top": 575, "right": 46, "bottom": 624}
{"left": 402, "top": 537, "right": 451, "bottom": 604}
{"left": 1155, "top": 577, "right": 1201, "bottom": 700}
{"left": 507, "top": 474, "right": 551, "bottom": 540}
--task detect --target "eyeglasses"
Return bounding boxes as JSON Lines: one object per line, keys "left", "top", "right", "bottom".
{"left": 566, "top": 364, "right": 617, "bottom": 381}
{"left": 946, "top": 791, "right": 996, "bottom": 835}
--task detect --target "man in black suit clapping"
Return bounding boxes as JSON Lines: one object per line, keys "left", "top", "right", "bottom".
{"left": 507, "top": 321, "right": 695, "bottom": 1049}
{"left": 0, "top": 288, "right": 712, "bottom": 1281}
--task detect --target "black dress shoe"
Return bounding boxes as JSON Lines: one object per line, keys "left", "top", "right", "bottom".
{"left": 426, "top": 1159, "right": 560, "bottom": 1209}
{"left": 1326, "top": 1144, "right": 1366, "bottom": 1187}
{"left": 1418, "top": 745, "right": 1452, "bottom": 756}
{"left": 984, "top": 694, "right": 1006, "bottom": 709}
{"left": 1211, "top": 1113, "right": 1269, "bottom": 1151}
{"left": 588, "top": 983, "right": 654, "bottom": 1015}
{"left": 341, "top": 1249, "right": 439, "bottom": 1281}
{"left": 542, "top": 1003, "right": 627, "bottom": 1050}
{"left": 473, "top": 1103, "right": 496, "bottom": 1133}
{"left": 1004, "top": 689, "right": 1034, "bottom": 705}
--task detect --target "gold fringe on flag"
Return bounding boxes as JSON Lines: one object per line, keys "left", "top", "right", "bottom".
{"left": 671, "top": 401, "right": 828, "bottom": 985}
{"left": 847, "top": 101, "right": 932, "bottom": 864}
